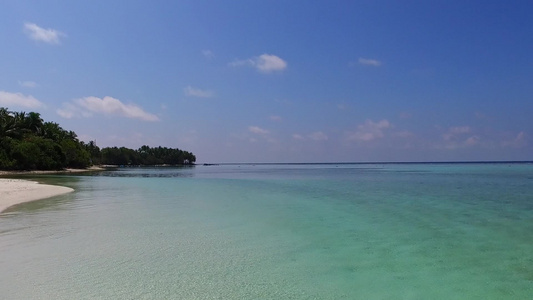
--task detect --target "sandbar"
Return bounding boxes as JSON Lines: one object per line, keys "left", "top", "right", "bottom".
{"left": 0, "top": 179, "right": 74, "bottom": 213}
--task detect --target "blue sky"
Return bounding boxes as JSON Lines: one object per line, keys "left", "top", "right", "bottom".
{"left": 1, "top": 0, "right": 531, "bottom": 163}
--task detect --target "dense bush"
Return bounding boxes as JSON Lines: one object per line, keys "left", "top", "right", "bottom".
{"left": 1, "top": 107, "right": 196, "bottom": 170}
{"left": 100, "top": 145, "right": 196, "bottom": 166}
{"left": 0, "top": 108, "right": 90, "bottom": 170}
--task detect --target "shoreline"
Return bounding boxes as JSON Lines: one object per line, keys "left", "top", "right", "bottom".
{"left": 0, "top": 166, "right": 106, "bottom": 177}
{"left": 0, "top": 179, "right": 74, "bottom": 213}
{"left": 0, "top": 167, "right": 106, "bottom": 213}
{"left": 0, "top": 165, "right": 189, "bottom": 214}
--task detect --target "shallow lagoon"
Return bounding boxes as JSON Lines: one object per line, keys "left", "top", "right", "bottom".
{"left": 1, "top": 163, "right": 532, "bottom": 299}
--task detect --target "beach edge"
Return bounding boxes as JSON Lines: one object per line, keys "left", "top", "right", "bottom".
{"left": 0, "top": 166, "right": 106, "bottom": 177}
{"left": 0, "top": 179, "right": 74, "bottom": 213}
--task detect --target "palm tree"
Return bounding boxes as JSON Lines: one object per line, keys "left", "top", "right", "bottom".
{"left": 40, "top": 122, "right": 62, "bottom": 141}
{"left": 0, "top": 108, "right": 12, "bottom": 135}
{"left": 0, "top": 108, "right": 20, "bottom": 138}
{"left": 24, "top": 112, "right": 44, "bottom": 134}
{"left": 0, "top": 110, "right": 45, "bottom": 138}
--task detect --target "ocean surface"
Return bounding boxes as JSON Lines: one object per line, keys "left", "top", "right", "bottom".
{"left": 1, "top": 163, "right": 532, "bottom": 299}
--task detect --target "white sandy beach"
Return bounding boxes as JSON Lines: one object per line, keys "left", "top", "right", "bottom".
{"left": 0, "top": 179, "right": 74, "bottom": 213}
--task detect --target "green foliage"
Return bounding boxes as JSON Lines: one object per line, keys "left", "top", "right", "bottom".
{"left": 9, "top": 137, "right": 66, "bottom": 170}
{"left": 0, "top": 137, "right": 15, "bottom": 169}
{"left": 31, "top": 137, "right": 66, "bottom": 170}
{"left": 0, "top": 107, "right": 90, "bottom": 170}
{"left": 82, "top": 140, "right": 101, "bottom": 165}
{"left": 100, "top": 145, "right": 195, "bottom": 166}
{"left": 10, "top": 140, "right": 41, "bottom": 170}
{"left": 0, "top": 150, "right": 15, "bottom": 169}
{"left": 0, "top": 107, "right": 196, "bottom": 170}
{"left": 61, "top": 139, "right": 91, "bottom": 168}
{"left": 101, "top": 147, "right": 130, "bottom": 165}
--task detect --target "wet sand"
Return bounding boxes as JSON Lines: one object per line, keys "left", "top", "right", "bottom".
{"left": 0, "top": 179, "right": 74, "bottom": 213}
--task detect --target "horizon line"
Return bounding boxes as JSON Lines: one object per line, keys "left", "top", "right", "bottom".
{"left": 198, "top": 160, "right": 533, "bottom": 165}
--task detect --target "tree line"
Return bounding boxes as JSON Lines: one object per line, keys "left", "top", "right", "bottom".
{"left": 91, "top": 145, "right": 196, "bottom": 166}
{"left": 0, "top": 107, "right": 195, "bottom": 170}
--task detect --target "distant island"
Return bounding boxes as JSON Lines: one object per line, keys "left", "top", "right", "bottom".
{"left": 0, "top": 107, "right": 195, "bottom": 171}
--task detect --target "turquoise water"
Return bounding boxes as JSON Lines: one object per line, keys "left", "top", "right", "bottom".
{"left": 1, "top": 163, "right": 532, "bottom": 299}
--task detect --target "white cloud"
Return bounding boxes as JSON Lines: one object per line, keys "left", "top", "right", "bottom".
{"left": 440, "top": 126, "right": 483, "bottom": 149}
{"left": 229, "top": 58, "right": 253, "bottom": 68}
{"left": 291, "top": 131, "right": 328, "bottom": 141}
{"left": 358, "top": 58, "right": 382, "bottom": 67}
{"left": 0, "top": 91, "right": 44, "bottom": 108}
{"left": 394, "top": 130, "right": 415, "bottom": 138}
{"left": 443, "top": 135, "right": 481, "bottom": 149}
{"left": 256, "top": 54, "right": 287, "bottom": 72}
{"left": 398, "top": 112, "right": 412, "bottom": 119}
{"left": 337, "top": 103, "right": 347, "bottom": 110}
{"left": 202, "top": 50, "right": 214, "bottom": 59}
{"left": 464, "top": 136, "right": 480, "bottom": 146}
{"left": 502, "top": 131, "right": 527, "bottom": 148}
{"left": 18, "top": 81, "right": 38, "bottom": 88}
{"left": 184, "top": 86, "right": 214, "bottom": 98}
{"left": 230, "top": 54, "right": 287, "bottom": 73}
{"left": 449, "top": 126, "right": 471, "bottom": 134}
{"left": 292, "top": 134, "right": 305, "bottom": 140}
{"left": 248, "top": 126, "right": 269, "bottom": 134}
{"left": 442, "top": 126, "right": 471, "bottom": 141}
{"left": 308, "top": 131, "right": 328, "bottom": 141}
{"left": 24, "top": 23, "right": 65, "bottom": 44}
{"left": 347, "top": 119, "right": 391, "bottom": 141}
{"left": 57, "top": 96, "right": 159, "bottom": 121}
{"left": 475, "top": 112, "right": 489, "bottom": 120}
{"left": 56, "top": 103, "right": 77, "bottom": 119}
{"left": 270, "top": 115, "right": 282, "bottom": 122}
{"left": 57, "top": 102, "right": 93, "bottom": 119}
{"left": 348, "top": 120, "right": 391, "bottom": 142}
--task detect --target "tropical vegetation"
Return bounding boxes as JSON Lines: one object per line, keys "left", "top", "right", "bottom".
{"left": 0, "top": 107, "right": 195, "bottom": 170}
{"left": 100, "top": 145, "right": 196, "bottom": 166}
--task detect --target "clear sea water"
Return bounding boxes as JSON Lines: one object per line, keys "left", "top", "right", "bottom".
{"left": 1, "top": 163, "right": 532, "bottom": 299}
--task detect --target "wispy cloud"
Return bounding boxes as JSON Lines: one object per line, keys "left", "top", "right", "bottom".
{"left": 442, "top": 126, "right": 471, "bottom": 141}
{"left": 464, "top": 136, "right": 480, "bottom": 146}
{"left": 230, "top": 54, "right": 287, "bottom": 73}
{"left": 202, "top": 50, "right": 214, "bottom": 59}
{"left": 256, "top": 54, "right": 287, "bottom": 72}
{"left": 358, "top": 57, "right": 382, "bottom": 67}
{"left": 308, "top": 131, "right": 328, "bottom": 141}
{"left": 398, "top": 112, "right": 412, "bottom": 119}
{"left": 18, "top": 81, "right": 38, "bottom": 88}
{"left": 23, "top": 23, "right": 65, "bottom": 44}
{"left": 57, "top": 96, "right": 159, "bottom": 121}
{"left": 270, "top": 115, "right": 282, "bottom": 122}
{"left": 394, "top": 130, "right": 415, "bottom": 138}
{"left": 57, "top": 103, "right": 87, "bottom": 119}
{"left": 184, "top": 86, "right": 214, "bottom": 98}
{"left": 291, "top": 131, "right": 328, "bottom": 141}
{"left": 292, "top": 134, "right": 305, "bottom": 140}
{"left": 347, "top": 119, "right": 391, "bottom": 141}
{"left": 248, "top": 126, "right": 270, "bottom": 134}
{"left": 440, "top": 126, "right": 482, "bottom": 149}
{"left": 502, "top": 131, "right": 527, "bottom": 148}
{"left": 0, "top": 91, "right": 44, "bottom": 108}
{"left": 337, "top": 103, "right": 348, "bottom": 110}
